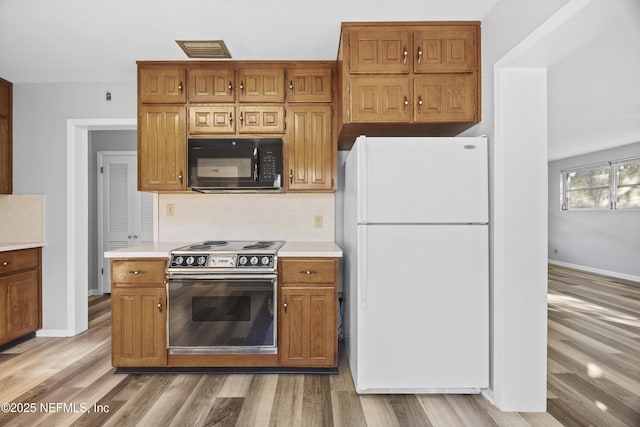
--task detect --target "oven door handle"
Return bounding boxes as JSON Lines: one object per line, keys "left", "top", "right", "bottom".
{"left": 167, "top": 274, "right": 277, "bottom": 282}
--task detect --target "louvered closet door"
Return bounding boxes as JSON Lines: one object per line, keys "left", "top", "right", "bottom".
{"left": 100, "top": 153, "right": 153, "bottom": 292}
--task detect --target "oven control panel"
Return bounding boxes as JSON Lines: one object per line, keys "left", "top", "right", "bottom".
{"left": 169, "top": 253, "right": 276, "bottom": 269}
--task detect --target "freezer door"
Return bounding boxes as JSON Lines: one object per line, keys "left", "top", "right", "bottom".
{"left": 355, "top": 224, "right": 489, "bottom": 392}
{"left": 357, "top": 136, "right": 488, "bottom": 224}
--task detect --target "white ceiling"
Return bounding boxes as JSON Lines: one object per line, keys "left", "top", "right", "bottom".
{"left": 1, "top": 0, "right": 639, "bottom": 160}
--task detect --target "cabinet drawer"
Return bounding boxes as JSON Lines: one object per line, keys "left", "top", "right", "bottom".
{"left": 280, "top": 258, "right": 337, "bottom": 284}
{"left": 0, "top": 248, "right": 39, "bottom": 275}
{"left": 111, "top": 259, "right": 167, "bottom": 285}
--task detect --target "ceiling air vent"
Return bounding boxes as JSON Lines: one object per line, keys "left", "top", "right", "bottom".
{"left": 176, "top": 40, "right": 231, "bottom": 59}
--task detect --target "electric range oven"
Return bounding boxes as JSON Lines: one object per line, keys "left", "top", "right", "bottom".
{"left": 166, "top": 240, "right": 285, "bottom": 355}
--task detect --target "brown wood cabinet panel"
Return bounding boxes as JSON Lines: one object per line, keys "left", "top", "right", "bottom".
{"left": 111, "top": 286, "right": 167, "bottom": 367}
{"left": 280, "top": 258, "right": 337, "bottom": 284}
{"left": 0, "top": 77, "right": 12, "bottom": 194}
{"left": 286, "top": 68, "right": 333, "bottom": 103}
{"left": 414, "top": 26, "right": 477, "bottom": 73}
{"left": 349, "top": 29, "right": 411, "bottom": 74}
{"left": 111, "top": 259, "right": 168, "bottom": 285}
{"left": 350, "top": 76, "right": 411, "bottom": 123}
{"left": 414, "top": 74, "right": 477, "bottom": 122}
{"left": 140, "top": 68, "right": 186, "bottom": 103}
{"left": 189, "top": 105, "right": 235, "bottom": 134}
{"left": 238, "top": 105, "right": 285, "bottom": 133}
{"left": 138, "top": 105, "right": 186, "bottom": 191}
{"left": 238, "top": 68, "right": 285, "bottom": 102}
{"left": 286, "top": 106, "right": 333, "bottom": 191}
{"left": 279, "top": 286, "right": 336, "bottom": 367}
{"left": 0, "top": 247, "right": 39, "bottom": 275}
{"left": 188, "top": 68, "right": 235, "bottom": 103}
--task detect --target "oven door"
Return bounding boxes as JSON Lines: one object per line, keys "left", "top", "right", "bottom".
{"left": 167, "top": 275, "right": 277, "bottom": 354}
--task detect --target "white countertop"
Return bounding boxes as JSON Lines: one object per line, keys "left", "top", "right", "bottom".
{"left": 104, "top": 241, "right": 342, "bottom": 258}
{"left": 0, "top": 242, "right": 44, "bottom": 252}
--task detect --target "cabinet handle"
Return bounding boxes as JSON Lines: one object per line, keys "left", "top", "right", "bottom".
{"left": 240, "top": 81, "right": 244, "bottom": 93}
{"left": 228, "top": 80, "right": 233, "bottom": 94}
{"left": 178, "top": 170, "right": 183, "bottom": 183}
{"left": 283, "top": 295, "right": 288, "bottom": 313}
{"left": 289, "top": 169, "right": 293, "bottom": 184}
{"left": 239, "top": 111, "right": 244, "bottom": 125}
{"left": 404, "top": 96, "right": 409, "bottom": 113}
{"left": 289, "top": 80, "right": 294, "bottom": 95}
{"left": 299, "top": 270, "right": 318, "bottom": 275}
{"left": 129, "top": 270, "right": 147, "bottom": 275}
{"left": 178, "top": 81, "right": 183, "bottom": 93}
{"left": 229, "top": 112, "right": 233, "bottom": 125}
{"left": 403, "top": 47, "right": 408, "bottom": 65}
{"left": 2, "top": 261, "right": 9, "bottom": 266}
{"left": 417, "top": 96, "right": 423, "bottom": 113}
{"left": 157, "top": 296, "right": 163, "bottom": 312}
{"left": 417, "top": 47, "right": 423, "bottom": 64}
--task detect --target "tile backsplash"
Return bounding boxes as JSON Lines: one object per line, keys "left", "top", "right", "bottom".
{"left": 0, "top": 194, "right": 44, "bottom": 242}
{"left": 158, "top": 192, "right": 335, "bottom": 242}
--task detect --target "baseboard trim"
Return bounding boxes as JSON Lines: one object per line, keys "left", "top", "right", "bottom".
{"left": 36, "top": 329, "right": 73, "bottom": 338}
{"left": 548, "top": 260, "right": 640, "bottom": 283}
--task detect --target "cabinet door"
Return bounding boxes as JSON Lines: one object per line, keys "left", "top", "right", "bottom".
{"left": 189, "top": 105, "right": 236, "bottom": 134}
{"left": 286, "top": 68, "right": 333, "bottom": 103}
{"left": 139, "top": 69, "right": 186, "bottom": 103}
{"left": 414, "top": 26, "right": 477, "bottom": 73}
{"left": 0, "top": 270, "right": 39, "bottom": 346}
{"left": 350, "top": 29, "right": 411, "bottom": 74}
{"left": 414, "top": 74, "right": 477, "bottom": 122}
{"left": 350, "top": 76, "right": 410, "bottom": 123}
{"left": 0, "top": 78, "right": 11, "bottom": 194}
{"left": 286, "top": 106, "right": 333, "bottom": 191}
{"left": 138, "top": 105, "right": 186, "bottom": 191}
{"left": 238, "top": 105, "right": 285, "bottom": 133}
{"left": 111, "top": 286, "right": 167, "bottom": 367}
{"left": 238, "top": 68, "right": 285, "bottom": 102}
{"left": 188, "top": 68, "right": 235, "bottom": 103}
{"left": 280, "top": 287, "right": 336, "bottom": 367}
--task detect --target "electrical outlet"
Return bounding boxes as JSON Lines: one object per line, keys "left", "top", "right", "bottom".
{"left": 166, "top": 203, "right": 175, "bottom": 217}
{"left": 314, "top": 215, "right": 323, "bottom": 228}
{"left": 554, "top": 248, "right": 558, "bottom": 254}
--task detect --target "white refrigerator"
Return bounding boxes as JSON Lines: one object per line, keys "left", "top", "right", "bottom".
{"left": 343, "top": 136, "right": 489, "bottom": 394}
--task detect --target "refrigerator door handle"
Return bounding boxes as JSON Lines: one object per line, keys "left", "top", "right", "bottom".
{"left": 358, "top": 226, "right": 368, "bottom": 309}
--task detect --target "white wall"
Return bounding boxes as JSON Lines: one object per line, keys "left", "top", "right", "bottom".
{"left": 548, "top": 141, "right": 640, "bottom": 280}
{"left": 13, "top": 82, "right": 136, "bottom": 332}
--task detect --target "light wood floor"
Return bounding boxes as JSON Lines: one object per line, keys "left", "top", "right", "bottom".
{"left": 0, "top": 265, "right": 637, "bottom": 426}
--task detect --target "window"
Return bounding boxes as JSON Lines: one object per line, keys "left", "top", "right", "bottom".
{"left": 615, "top": 159, "right": 640, "bottom": 209}
{"left": 561, "top": 157, "right": 640, "bottom": 210}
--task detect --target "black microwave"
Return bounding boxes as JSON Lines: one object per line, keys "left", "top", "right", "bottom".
{"left": 188, "top": 138, "right": 283, "bottom": 192}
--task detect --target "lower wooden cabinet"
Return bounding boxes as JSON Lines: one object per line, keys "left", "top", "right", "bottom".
{"left": 279, "top": 257, "right": 338, "bottom": 367}
{"left": 111, "top": 259, "right": 167, "bottom": 367}
{"left": 0, "top": 247, "right": 42, "bottom": 347}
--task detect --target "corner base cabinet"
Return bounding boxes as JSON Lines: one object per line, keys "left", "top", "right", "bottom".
{"left": 111, "top": 259, "right": 167, "bottom": 367}
{"left": 0, "top": 248, "right": 42, "bottom": 347}
{"left": 279, "top": 257, "right": 338, "bottom": 368}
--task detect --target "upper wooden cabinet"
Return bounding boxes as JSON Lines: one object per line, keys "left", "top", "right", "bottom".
{"left": 286, "top": 68, "right": 333, "bottom": 103}
{"left": 0, "top": 77, "right": 12, "bottom": 194}
{"left": 139, "top": 68, "right": 186, "bottom": 103}
{"left": 188, "top": 68, "right": 235, "bottom": 103}
{"left": 138, "top": 105, "right": 186, "bottom": 191}
{"left": 337, "top": 22, "right": 481, "bottom": 149}
{"left": 238, "top": 68, "right": 285, "bottom": 103}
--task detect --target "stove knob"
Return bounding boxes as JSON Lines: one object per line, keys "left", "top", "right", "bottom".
{"left": 175, "top": 256, "right": 184, "bottom": 266}
{"left": 239, "top": 256, "right": 248, "bottom": 265}
{"left": 250, "top": 256, "right": 259, "bottom": 265}
{"left": 261, "top": 256, "right": 270, "bottom": 265}
{"left": 186, "top": 256, "right": 195, "bottom": 265}
{"left": 197, "top": 256, "right": 207, "bottom": 265}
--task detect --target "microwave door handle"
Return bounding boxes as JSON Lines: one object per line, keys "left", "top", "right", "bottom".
{"left": 253, "top": 147, "right": 259, "bottom": 181}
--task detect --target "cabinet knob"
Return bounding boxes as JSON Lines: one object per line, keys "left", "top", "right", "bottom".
{"left": 178, "top": 81, "right": 183, "bottom": 93}
{"left": 403, "top": 47, "right": 408, "bottom": 65}
{"left": 404, "top": 96, "right": 409, "bottom": 113}
{"left": 129, "top": 270, "right": 147, "bottom": 275}
{"left": 240, "top": 81, "right": 244, "bottom": 93}
{"left": 289, "top": 80, "right": 294, "bottom": 95}
{"left": 283, "top": 295, "right": 288, "bottom": 313}
{"left": 300, "top": 270, "right": 317, "bottom": 275}
{"left": 178, "top": 170, "right": 183, "bottom": 183}
{"left": 239, "top": 111, "right": 244, "bottom": 125}
{"left": 157, "top": 297, "right": 163, "bottom": 312}
{"left": 2, "top": 261, "right": 9, "bottom": 266}
{"left": 229, "top": 112, "right": 233, "bottom": 125}
{"left": 417, "top": 96, "right": 423, "bottom": 113}
{"left": 228, "top": 80, "right": 233, "bottom": 94}
{"left": 417, "top": 47, "right": 423, "bottom": 64}
{"left": 289, "top": 169, "right": 293, "bottom": 184}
